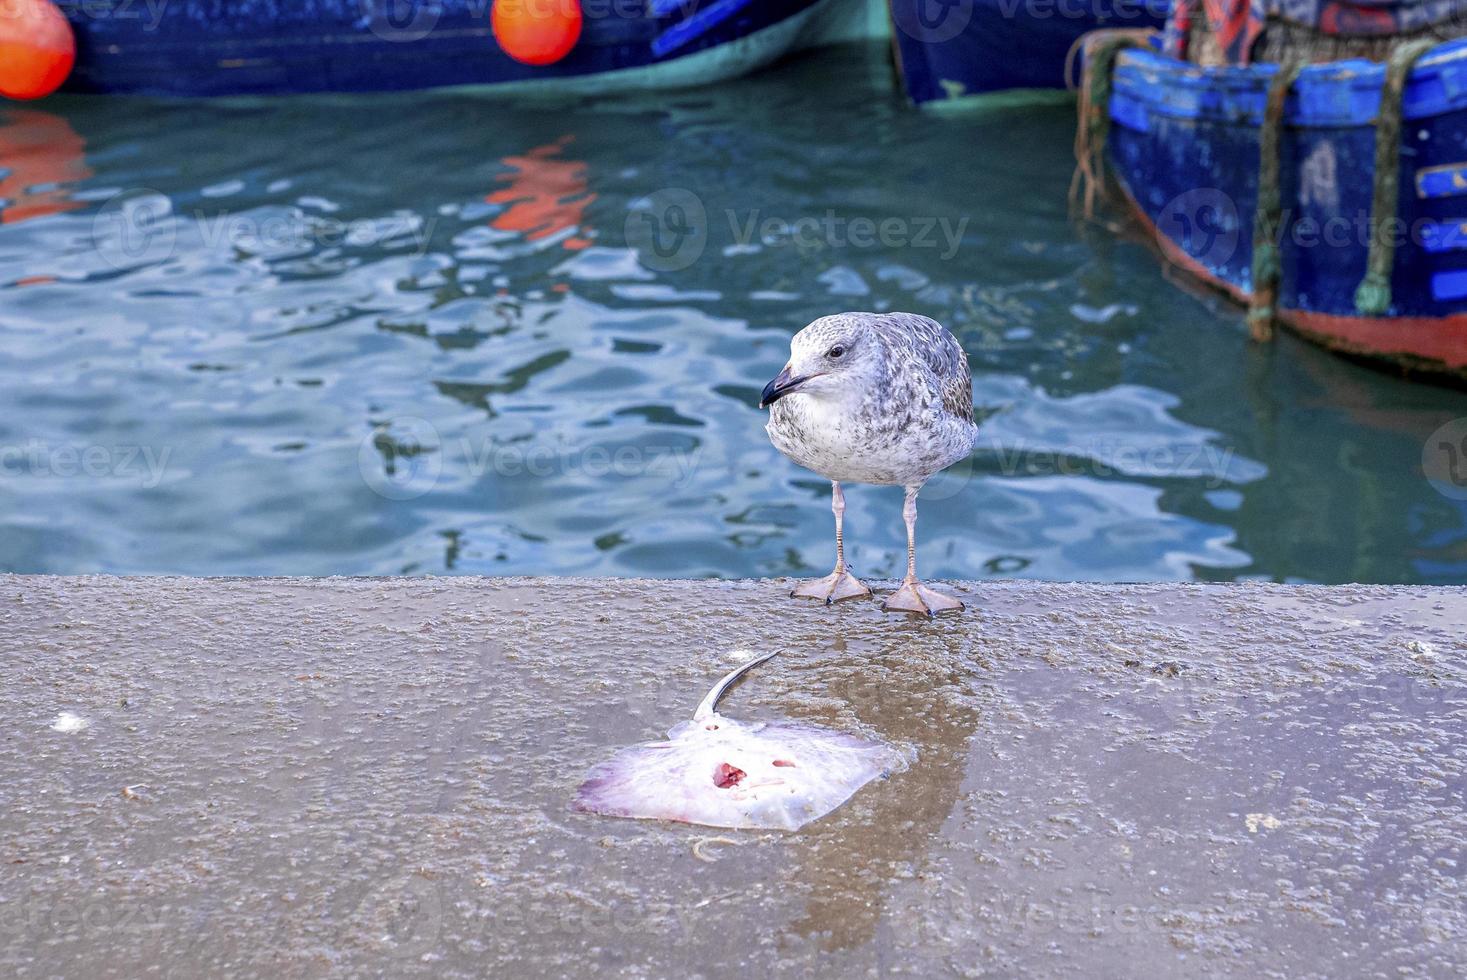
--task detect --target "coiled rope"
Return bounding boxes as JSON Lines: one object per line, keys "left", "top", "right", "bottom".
{"left": 1354, "top": 37, "right": 1439, "bottom": 316}
{"left": 1246, "top": 59, "right": 1307, "bottom": 342}
{"left": 1069, "top": 30, "right": 1158, "bottom": 222}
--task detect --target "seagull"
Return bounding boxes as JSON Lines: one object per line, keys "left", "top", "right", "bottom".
{"left": 759, "top": 311, "right": 978, "bottom": 616}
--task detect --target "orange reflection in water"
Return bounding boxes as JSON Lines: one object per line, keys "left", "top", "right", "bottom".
{"left": 0, "top": 109, "right": 91, "bottom": 225}
{"left": 486, "top": 135, "right": 593, "bottom": 250}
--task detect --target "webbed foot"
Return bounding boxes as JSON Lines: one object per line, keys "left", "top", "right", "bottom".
{"left": 882, "top": 579, "right": 964, "bottom": 617}
{"left": 790, "top": 568, "right": 872, "bottom": 605}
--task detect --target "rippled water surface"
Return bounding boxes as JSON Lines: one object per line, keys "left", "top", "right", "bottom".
{"left": 2, "top": 44, "right": 1465, "bottom": 582}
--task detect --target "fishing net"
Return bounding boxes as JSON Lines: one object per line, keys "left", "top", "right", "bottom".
{"left": 1252, "top": 18, "right": 1460, "bottom": 63}
{"left": 1169, "top": 0, "right": 1467, "bottom": 66}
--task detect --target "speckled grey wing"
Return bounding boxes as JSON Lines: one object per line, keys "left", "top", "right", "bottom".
{"left": 573, "top": 717, "right": 909, "bottom": 831}
{"left": 873, "top": 312, "right": 974, "bottom": 424}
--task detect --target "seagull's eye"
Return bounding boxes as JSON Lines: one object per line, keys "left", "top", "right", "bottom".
{"left": 827, "top": 345, "right": 846, "bottom": 359}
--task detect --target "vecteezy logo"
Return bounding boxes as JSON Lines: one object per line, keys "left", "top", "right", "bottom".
{"left": 1156, "top": 188, "right": 1240, "bottom": 269}
{"left": 361, "top": 0, "right": 442, "bottom": 42}
{"left": 1155, "top": 187, "right": 1238, "bottom": 268}
{"left": 916, "top": 454, "right": 974, "bottom": 501}
{"left": 889, "top": 0, "right": 975, "bottom": 44}
{"left": 358, "top": 416, "right": 443, "bottom": 500}
{"left": 92, "top": 189, "right": 177, "bottom": 271}
{"left": 1424, "top": 418, "right": 1467, "bottom": 501}
{"left": 624, "top": 188, "right": 708, "bottom": 272}
{"left": 351, "top": 875, "right": 444, "bottom": 958}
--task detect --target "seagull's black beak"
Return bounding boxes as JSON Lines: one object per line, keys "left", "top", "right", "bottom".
{"left": 760, "top": 365, "right": 811, "bottom": 409}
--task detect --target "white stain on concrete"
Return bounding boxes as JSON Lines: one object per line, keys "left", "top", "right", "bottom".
{"left": 50, "top": 712, "right": 91, "bottom": 734}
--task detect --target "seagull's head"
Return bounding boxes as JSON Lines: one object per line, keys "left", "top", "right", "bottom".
{"left": 759, "top": 314, "right": 883, "bottom": 409}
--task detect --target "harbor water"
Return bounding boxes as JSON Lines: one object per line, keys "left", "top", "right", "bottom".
{"left": 1, "top": 44, "right": 1465, "bottom": 583}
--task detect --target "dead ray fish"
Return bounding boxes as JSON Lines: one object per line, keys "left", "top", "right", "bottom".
{"left": 573, "top": 652, "right": 908, "bottom": 831}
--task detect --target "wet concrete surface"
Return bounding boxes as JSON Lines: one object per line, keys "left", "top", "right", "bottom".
{"left": 2, "top": 575, "right": 1465, "bottom": 978}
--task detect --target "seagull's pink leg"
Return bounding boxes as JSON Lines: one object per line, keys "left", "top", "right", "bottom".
{"left": 883, "top": 484, "right": 963, "bottom": 617}
{"left": 791, "top": 481, "right": 871, "bottom": 604}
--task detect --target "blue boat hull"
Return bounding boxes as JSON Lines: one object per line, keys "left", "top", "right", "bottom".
{"left": 60, "top": 0, "right": 830, "bottom": 96}
{"left": 891, "top": 0, "right": 1165, "bottom": 104}
{"left": 1105, "top": 38, "right": 1467, "bottom": 378}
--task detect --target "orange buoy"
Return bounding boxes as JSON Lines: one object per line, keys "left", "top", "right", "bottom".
{"left": 0, "top": 0, "right": 75, "bottom": 101}
{"left": 491, "top": 0, "right": 582, "bottom": 67}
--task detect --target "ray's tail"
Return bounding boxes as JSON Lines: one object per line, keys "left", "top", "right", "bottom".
{"left": 693, "top": 651, "right": 778, "bottom": 721}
